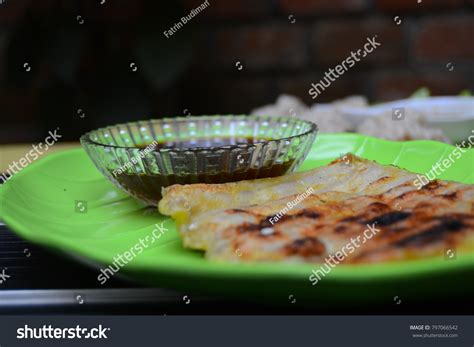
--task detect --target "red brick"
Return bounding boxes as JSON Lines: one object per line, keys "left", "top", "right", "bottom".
{"left": 372, "top": 70, "right": 468, "bottom": 101}
{"left": 215, "top": 25, "right": 308, "bottom": 69}
{"left": 29, "top": 0, "right": 56, "bottom": 12}
{"left": 414, "top": 17, "right": 474, "bottom": 61}
{"left": 313, "top": 20, "right": 403, "bottom": 66}
{"left": 0, "top": 89, "right": 37, "bottom": 123}
{"left": 182, "top": 0, "right": 267, "bottom": 19}
{"left": 0, "top": 0, "right": 31, "bottom": 25}
{"left": 375, "top": 0, "right": 463, "bottom": 12}
{"left": 183, "top": 75, "right": 273, "bottom": 114}
{"left": 83, "top": 1, "right": 144, "bottom": 22}
{"left": 279, "top": 0, "right": 367, "bottom": 15}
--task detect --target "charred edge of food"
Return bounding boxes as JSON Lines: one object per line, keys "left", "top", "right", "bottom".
{"left": 236, "top": 223, "right": 261, "bottom": 234}
{"left": 442, "top": 191, "right": 458, "bottom": 200}
{"left": 365, "top": 211, "right": 411, "bottom": 226}
{"left": 395, "top": 190, "right": 423, "bottom": 200}
{"left": 229, "top": 208, "right": 248, "bottom": 213}
{"left": 366, "top": 202, "right": 391, "bottom": 214}
{"left": 394, "top": 218, "right": 465, "bottom": 248}
{"left": 422, "top": 180, "right": 442, "bottom": 191}
{"left": 259, "top": 217, "right": 274, "bottom": 229}
{"left": 435, "top": 214, "right": 474, "bottom": 221}
{"left": 370, "top": 176, "right": 391, "bottom": 185}
{"left": 236, "top": 219, "right": 278, "bottom": 236}
{"left": 284, "top": 237, "right": 326, "bottom": 257}
{"left": 383, "top": 180, "right": 417, "bottom": 196}
{"left": 294, "top": 210, "right": 321, "bottom": 219}
{"left": 397, "top": 188, "right": 458, "bottom": 201}
{"left": 341, "top": 215, "right": 361, "bottom": 223}
{"left": 330, "top": 155, "right": 350, "bottom": 165}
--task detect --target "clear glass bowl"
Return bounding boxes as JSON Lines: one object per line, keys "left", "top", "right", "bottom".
{"left": 80, "top": 115, "right": 318, "bottom": 206}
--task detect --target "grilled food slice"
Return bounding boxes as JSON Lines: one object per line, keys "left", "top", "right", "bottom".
{"left": 159, "top": 154, "right": 419, "bottom": 249}
{"left": 159, "top": 154, "right": 473, "bottom": 263}
{"left": 196, "top": 180, "right": 474, "bottom": 263}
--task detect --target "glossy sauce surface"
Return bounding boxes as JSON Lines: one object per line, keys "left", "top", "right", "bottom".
{"left": 112, "top": 137, "right": 295, "bottom": 202}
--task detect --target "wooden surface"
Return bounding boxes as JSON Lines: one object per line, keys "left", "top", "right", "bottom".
{"left": 0, "top": 143, "right": 80, "bottom": 173}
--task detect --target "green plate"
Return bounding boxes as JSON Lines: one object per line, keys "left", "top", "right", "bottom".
{"left": 1, "top": 134, "right": 473, "bottom": 305}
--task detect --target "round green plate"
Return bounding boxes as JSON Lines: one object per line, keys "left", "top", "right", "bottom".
{"left": 1, "top": 134, "right": 473, "bottom": 305}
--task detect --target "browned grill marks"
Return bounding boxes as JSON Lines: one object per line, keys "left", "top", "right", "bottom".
{"left": 236, "top": 223, "right": 261, "bottom": 234}
{"left": 366, "top": 202, "right": 391, "bottom": 214}
{"left": 395, "top": 218, "right": 465, "bottom": 247}
{"left": 295, "top": 210, "right": 321, "bottom": 219}
{"left": 365, "top": 211, "right": 411, "bottom": 226}
{"left": 236, "top": 210, "right": 322, "bottom": 234}
{"left": 423, "top": 180, "right": 442, "bottom": 191}
{"left": 258, "top": 218, "right": 273, "bottom": 229}
{"left": 413, "top": 202, "right": 435, "bottom": 210}
{"left": 264, "top": 210, "right": 320, "bottom": 225}
{"left": 236, "top": 219, "right": 277, "bottom": 236}
{"left": 442, "top": 191, "right": 458, "bottom": 200}
{"left": 284, "top": 237, "right": 326, "bottom": 257}
{"left": 369, "top": 202, "right": 389, "bottom": 209}
{"left": 396, "top": 190, "right": 422, "bottom": 200}
{"left": 341, "top": 216, "right": 360, "bottom": 223}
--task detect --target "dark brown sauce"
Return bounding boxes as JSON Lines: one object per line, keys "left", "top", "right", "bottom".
{"left": 111, "top": 137, "right": 295, "bottom": 204}
{"left": 137, "top": 137, "right": 268, "bottom": 150}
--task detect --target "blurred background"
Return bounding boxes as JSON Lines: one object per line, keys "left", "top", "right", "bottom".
{"left": 0, "top": 0, "right": 473, "bottom": 143}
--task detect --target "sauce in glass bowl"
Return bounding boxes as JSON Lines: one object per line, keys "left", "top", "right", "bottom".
{"left": 80, "top": 115, "right": 318, "bottom": 205}
{"left": 112, "top": 137, "right": 296, "bottom": 202}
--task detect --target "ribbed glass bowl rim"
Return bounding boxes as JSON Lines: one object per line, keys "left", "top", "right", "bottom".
{"left": 79, "top": 115, "right": 318, "bottom": 152}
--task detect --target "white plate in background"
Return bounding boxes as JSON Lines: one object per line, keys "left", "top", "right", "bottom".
{"left": 340, "top": 96, "right": 474, "bottom": 143}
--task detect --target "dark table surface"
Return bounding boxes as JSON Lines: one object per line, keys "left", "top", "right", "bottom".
{"left": 2, "top": 221, "right": 473, "bottom": 315}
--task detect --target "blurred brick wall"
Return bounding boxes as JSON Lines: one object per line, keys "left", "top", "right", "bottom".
{"left": 184, "top": 0, "right": 474, "bottom": 113}
{"left": 0, "top": 0, "right": 473, "bottom": 143}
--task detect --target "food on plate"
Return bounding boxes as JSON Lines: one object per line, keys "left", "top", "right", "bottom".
{"left": 159, "top": 154, "right": 474, "bottom": 263}
{"left": 159, "top": 154, "right": 417, "bottom": 245}
{"left": 184, "top": 181, "right": 473, "bottom": 263}
{"left": 251, "top": 93, "right": 462, "bottom": 142}
{"left": 81, "top": 115, "right": 317, "bottom": 205}
{"left": 251, "top": 94, "right": 364, "bottom": 133}
{"left": 356, "top": 110, "right": 450, "bottom": 143}
{"left": 349, "top": 95, "right": 474, "bottom": 143}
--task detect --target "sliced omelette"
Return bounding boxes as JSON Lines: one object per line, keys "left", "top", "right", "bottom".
{"left": 158, "top": 154, "right": 474, "bottom": 263}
